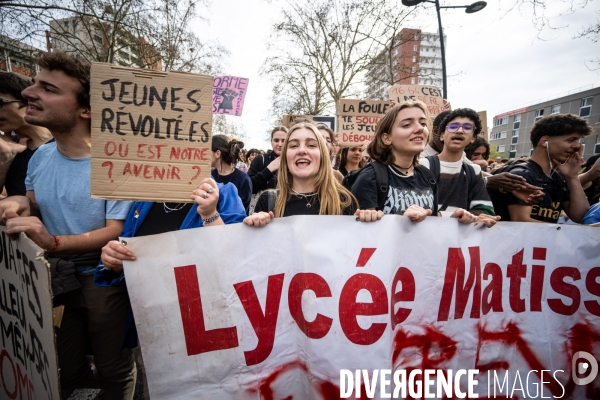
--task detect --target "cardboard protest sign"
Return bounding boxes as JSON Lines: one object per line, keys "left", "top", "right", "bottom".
{"left": 388, "top": 84, "right": 448, "bottom": 116}
{"left": 282, "top": 114, "right": 314, "bottom": 128}
{"left": 1, "top": 227, "right": 60, "bottom": 400}
{"left": 90, "top": 63, "right": 213, "bottom": 202}
{"left": 282, "top": 115, "right": 337, "bottom": 131}
{"left": 123, "top": 217, "right": 600, "bottom": 399}
{"left": 478, "top": 110, "right": 488, "bottom": 138}
{"left": 212, "top": 76, "right": 249, "bottom": 116}
{"left": 337, "top": 99, "right": 391, "bottom": 147}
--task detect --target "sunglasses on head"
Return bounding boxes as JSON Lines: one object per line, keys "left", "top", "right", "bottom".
{"left": 0, "top": 99, "right": 25, "bottom": 108}
{"left": 446, "top": 122, "right": 474, "bottom": 133}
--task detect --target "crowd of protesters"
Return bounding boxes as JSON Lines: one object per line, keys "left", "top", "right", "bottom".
{"left": 0, "top": 51, "right": 599, "bottom": 399}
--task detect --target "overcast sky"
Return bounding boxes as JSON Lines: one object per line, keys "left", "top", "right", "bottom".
{"left": 195, "top": 0, "right": 600, "bottom": 150}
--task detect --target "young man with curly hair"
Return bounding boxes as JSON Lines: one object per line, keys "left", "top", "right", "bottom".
{"left": 420, "top": 108, "right": 499, "bottom": 220}
{"left": 498, "top": 113, "right": 591, "bottom": 223}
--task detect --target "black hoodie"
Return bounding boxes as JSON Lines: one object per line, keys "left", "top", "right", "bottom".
{"left": 248, "top": 149, "right": 278, "bottom": 193}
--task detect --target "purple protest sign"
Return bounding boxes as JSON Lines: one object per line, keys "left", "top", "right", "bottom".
{"left": 212, "top": 76, "right": 249, "bottom": 116}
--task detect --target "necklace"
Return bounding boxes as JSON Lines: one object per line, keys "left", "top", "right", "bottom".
{"left": 163, "top": 202, "right": 186, "bottom": 213}
{"left": 393, "top": 162, "right": 413, "bottom": 171}
{"left": 291, "top": 189, "right": 318, "bottom": 208}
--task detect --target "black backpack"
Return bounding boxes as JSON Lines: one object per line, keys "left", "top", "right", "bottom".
{"left": 425, "top": 155, "right": 477, "bottom": 211}
{"left": 343, "top": 161, "right": 438, "bottom": 214}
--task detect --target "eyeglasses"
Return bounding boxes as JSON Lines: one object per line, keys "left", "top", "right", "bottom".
{"left": 446, "top": 122, "right": 474, "bottom": 133}
{"left": 0, "top": 99, "right": 24, "bottom": 108}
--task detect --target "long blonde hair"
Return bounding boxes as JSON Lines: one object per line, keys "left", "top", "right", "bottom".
{"left": 274, "top": 123, "right": 357, "bottom": 217}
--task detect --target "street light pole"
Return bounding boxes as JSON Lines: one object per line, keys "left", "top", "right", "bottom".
{"left": 434, "top": 0, "right": 447, "bottom": 99}
{"left": 401, "top": 0, "right": 487, "bottom": 100}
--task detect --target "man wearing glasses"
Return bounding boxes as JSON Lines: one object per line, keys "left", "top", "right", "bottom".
{"left": 420, "top": 108, "right": 500, "bottom": 223}
{"left": 0, "top": 72, "right": 52, "bottom": 196}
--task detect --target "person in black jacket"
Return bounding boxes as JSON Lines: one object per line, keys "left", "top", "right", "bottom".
{"left": 248, "top": 126, "right": 287, "bottom": 193}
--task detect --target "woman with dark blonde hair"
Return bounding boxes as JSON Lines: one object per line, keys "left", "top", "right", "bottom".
{"left": 351, "top": 100, "right": 478, "bottom": 223}
{"left": 244, "top": 123, "right": 365, "bottom": 226}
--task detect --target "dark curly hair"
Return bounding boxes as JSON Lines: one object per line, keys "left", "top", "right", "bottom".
{"left": 439, "top": 108, "right": 482, "bottom": 137}
{"left": 433, "top": 110, "right": 451, "bottom": 128}
{"left": 530, "top": 113, "right": 592, "bottom": 147}
{"left": 37, "top": 51, "right": 91, "bottom": 109}
{"left": 465, "top": 136, "right": 490, "bottom": 160}
{"left": 0, "top": 72, "right": 31, "bottom": 104}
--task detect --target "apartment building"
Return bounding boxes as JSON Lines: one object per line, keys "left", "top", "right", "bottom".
{"left": 490, "top": 85, "right": 600, "bottom": 159}
{"left": 47, "top": 17, "right": 161, "bottom": 70}
{"left": 0, "top": 34, "right": 41, "bottom": 77}
{"left": 365, "top": 28, "right": 446, "bottom": 100}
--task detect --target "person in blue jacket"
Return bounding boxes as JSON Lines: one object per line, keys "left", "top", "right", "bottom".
{"left": 94, "top": 178, "right": 246, "bottom": 347}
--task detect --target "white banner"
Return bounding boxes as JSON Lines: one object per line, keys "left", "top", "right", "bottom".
{"left": 123, "top": 217, "right": 600, "bottom": 399}
{"left": 0, "top": 228, "right": 60, "bottom": 400}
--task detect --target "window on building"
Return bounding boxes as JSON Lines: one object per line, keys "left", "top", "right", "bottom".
{"left": 580, "top": 97, "right": 593, "bottom": 122}
{"left": 413, "top": 45, "right": 417, "bottom": 51}
{"left": 493, "top": 117, "right": 508, "bottom": 127}
{"left": 64, "top": 21, "right": 69, "bottom": 28}
{"left": 497, "top": 145, "right": 506, "bottom": 153}
{"left": 512, "top": 129, "right": 519, "bottom": 137}
{"left": 500, "top": 131, "right": 507, "bottom": 139}
{"left": 509, "top": 151, "right": 517, "bottom": 158}
{"left": 412, "top": 56, "right": 416, "bottom": 63}
{"left": 411, "top": 78, "right": 415, "bottom": 84}
{"left": 551, "top": 104, "right": 560, "bottom": 114}
{"left": 394, "top": 49, "right": 398, "bottom": 56}
{"left": 511, "top": 145, "right": 516, "bottom": 151}
{"left": 94, "top": 34, "right": 103, "bottom": 44}
{"left": 411, "top": 67, "right": 416, "bottom": 73}
{"left": 513, "top": 115, "right": 520, "bottom": 129}
{"left": 414, "top": 34, "right": 418, "bottom": 40}
{"left": 594, "top": 143, "right": 600, "bottom": 154}
{"left": 534, "top": 109, "right": 544, "bottom": 122}
{"left": 511, "top": 136, "right": 518, "bottom": 144}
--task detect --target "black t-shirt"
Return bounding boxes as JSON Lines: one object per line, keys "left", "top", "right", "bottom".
{"left": 499, "top": 159, "right": 569, "bottom": 223}
{"left": 339, "top": 166, "right": 349, "bottom": 177}
{"left": 211, "top": 168, "right": 252, "bottom": 212}
{"left": 135, "top": 202, "right": 194, "bottom": 236}
{"left": 351, "top": 163, "right": 435, "bottom": 215}
{"left": 5, "top": 147, "right": 35, "bottom": 196}
{"left": 254, "top": 191, "right": 356, "bottom": 216}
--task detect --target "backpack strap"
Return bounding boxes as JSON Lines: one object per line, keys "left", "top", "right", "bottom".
{"left": 371, "top": 161, "right": 389, "bottom": 211}
{"left": 426, "top": 155, "right": 440, "bottom": 182}
{"left": 415, "top": 165, "right": 438, "bottom": 216}
{"left": 462, "top": 161, "right": 477, "bottom": 209}
{"left": 267, "top": 189, "right": 278, "bottom": 213}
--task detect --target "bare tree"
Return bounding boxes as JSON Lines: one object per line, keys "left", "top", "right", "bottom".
{"left": 212, "top": 114, "right": 246, "bottom": 138}
{"left": 264, "top": 62, "right": 332, "bottom": 118}
{"left": 0, "top": 0, "right": 228, "bottom": 72}
{"left": 135, "top": 0, "right": 229, "bottom": 73}
{"left": 264, "top": 0, "right": 418, "bottom": 116}
{"left": 362, "top": 5, "right": 424, "bottom": 100}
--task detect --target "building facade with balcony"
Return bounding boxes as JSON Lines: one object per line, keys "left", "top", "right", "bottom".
{"left": 0, "top": 35, "right": 41, "bottom": 77}
{"left": 365, "top": 28, "right": 446, "bottom": 100}
{"left": 489, "top": 85, "right": 600, "bottom": 160}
